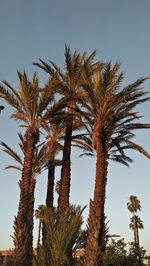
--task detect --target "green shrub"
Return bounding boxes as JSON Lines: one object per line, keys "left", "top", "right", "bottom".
{"left": 34, "top": 205, "right": 85, "bottom": 266}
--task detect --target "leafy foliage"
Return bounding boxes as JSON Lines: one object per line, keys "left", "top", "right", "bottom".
{"left": 1, "top": 47, "right": 150, "bottom": 266}
{"left": 34, "top": 205, "right": 85, "bottom": 266}
{"left": 81, "top": 63, "right": 150, "bottom": 165}
{"left": 127, "top": 195, "right": 141, "bottom": 214}
{"left": 3, "top": 254, "right": 16, "bottom": 266}
{"left": 103, "top": 238, "right": 146, "bottom": 266}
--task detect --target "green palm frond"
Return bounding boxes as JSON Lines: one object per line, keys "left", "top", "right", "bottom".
{"left": 17, "top": 71, "right": 39, "bottom": 116}
{"left": 129, "top": 215, "right": 144, "bottom": 230}
{"left": 34, "top": 205, "right": 85, "bottom": 266}
{"left": 1, "top": 141, "right": 23, "bottom": 166}
{"left": 38, "top": 79, "right": 56, "bottom": 115}
{"left": 81, "top": 61, "right": 150, "bottom": 166}
{"left": 1, "top": 71, "right": 49, "bottom": 129}
{"left": 127, "top": 195, "right": 141, "bottom": 213}
{"left": 1, "top": 135, "right": 50, "bottom": 177}
{"left": 110, "top": 154, "right": 133, "bottom": 167}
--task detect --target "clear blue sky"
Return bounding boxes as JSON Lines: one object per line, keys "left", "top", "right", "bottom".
{"left": 0, "top": 0, "right": 150, "bottom": 253}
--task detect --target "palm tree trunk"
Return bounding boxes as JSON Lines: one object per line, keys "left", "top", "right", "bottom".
{"left": 14, "top": 128, "right": 39, "bottom": 266}
{"left": 135, "top": 221, "right": 141, "bottom": 264}
{"left": 136, "top": 227, "right": 140, "bottom": 248}
{"left": 46, "top": 159, "right": 55, "bottom": 209}
{"left": 58, "top": 121, "right": 73, "bottom": 212}
{"left": 84, "top": 138, "right": 108, "bottom": 266}
{"left": 42, "top": 159, "right": 55, "bottom": 243}
{"left": 133, "top": 218, "right": 140, "bottom": 263}
{"left": 133, "top": 224, "right": 137, "bottom": 245}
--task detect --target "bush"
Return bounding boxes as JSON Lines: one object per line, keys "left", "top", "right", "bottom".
{"left": 34, "top": 205, "right": 85, "bottom": 266}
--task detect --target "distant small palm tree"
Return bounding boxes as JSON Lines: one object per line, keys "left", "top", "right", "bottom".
{"left": 35, "top": 205, "right": 47, "bottom": 250}
{"left": 55, "top": 179, "right": 61, "bottom": 195}
{"left": 129, "top": 215, "right": 144, "bottom": 248}
{"left": 127, "top": 195, "right": 143, "bottom": 249}
{"left": 127, "top": 195, "right": 141, "bottom": 213}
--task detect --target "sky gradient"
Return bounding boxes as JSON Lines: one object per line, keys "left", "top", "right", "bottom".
{"left": 0, "top": 0, "right": 150, "bottom": 253}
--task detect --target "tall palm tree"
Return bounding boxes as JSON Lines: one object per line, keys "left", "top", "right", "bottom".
{"left": 81, "top": 63, "right": 150, "bottom": 266}
{"left": 34, "top": 46, "right": 98, "bottom": 212}
{"left": 127, "top": 195, "right": 143, "bottom": 248}
{"left": 129, "top": 215, "right": 144, "bottom": 248}
{"left": 0, "top": 72, "right": 57, "bottom": 266}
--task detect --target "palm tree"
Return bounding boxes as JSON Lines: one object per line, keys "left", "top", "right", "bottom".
{"left": 0, "top": 72, "right": 56, "bottom": 266}
{"left": 55, "top": 180, "right": 61, "bottom": 195}
{"left": 127, "top": 195, "right": 141, "bottom": 213}
{"left": 129, "top": 214, "right": 144, "bottom": 264}
{"left": 35, "top": 205, "right": 47, "bottom": 250}
{"left": 34, "top": 46, "right": 98, "bottom": 212}
{"left": 81, "top": 63, "right": 150, "bottom": 266}
{"left": 127, "top": 195, "right": 143, "bottom": 252}
{"left": 43, "top": 121, "right": 64, "bottom": 210}
{"left": 129, "top": 215, "right": 144, "bottom": 247}
{"left": 1, "top": 123, "right": 64, "bottom": 243}
{"left": 1, "top": 122, "right": 63, "bottom": 210}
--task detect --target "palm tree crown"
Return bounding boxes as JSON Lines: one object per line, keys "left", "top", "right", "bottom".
{"left": 82, "top": 63, "right": 150, "bottom": 165}
{"left": 129, "top": 215, "right": 144, "bottom": 230}
{"left": 127, "top": 195, "right": 141, "bottom": 214}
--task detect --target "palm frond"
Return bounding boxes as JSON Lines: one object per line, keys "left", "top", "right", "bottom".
{"left": 5, "top": 165, "right": 22, "bottom": 171}
{"left": 33, "top": 59, "right": 55, "bottom": 75}
{"left": 126, "top": 140, "right": 150, "bottom": 159}
{"left": 0, "top": 84, "right": 23, "bottom": 112}
{"left": 1, "top": 141, "right": 23, "bottom": 165}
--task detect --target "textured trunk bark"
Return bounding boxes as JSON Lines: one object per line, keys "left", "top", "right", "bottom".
{"left": 14, "top": 128, "right": 38, "bottom": 266}
{"left": 42, "top": 159, "right": 55, "bottom": 243}
{"left": 58, "top": 121, "right": 73, "bottom": 212}
{"left": 136, "top": 226, "right": 140, "bottom": 248}
{"left": 133, "top": 217, "right": 140, "bottom": 263}
{"left": 46, "top": 159, "right": 55, "bottom": 209}
{"left": 133, "top": 217, "right": 138, "bottom": 245}
{"left": 135, "top": 221, "right": 141, "bottom": 264}
{"left": 133, "top": 225, "right": 137, "bottom": 245}
{"left": 84, "top": 138, "right": 108, "bottom": 266}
